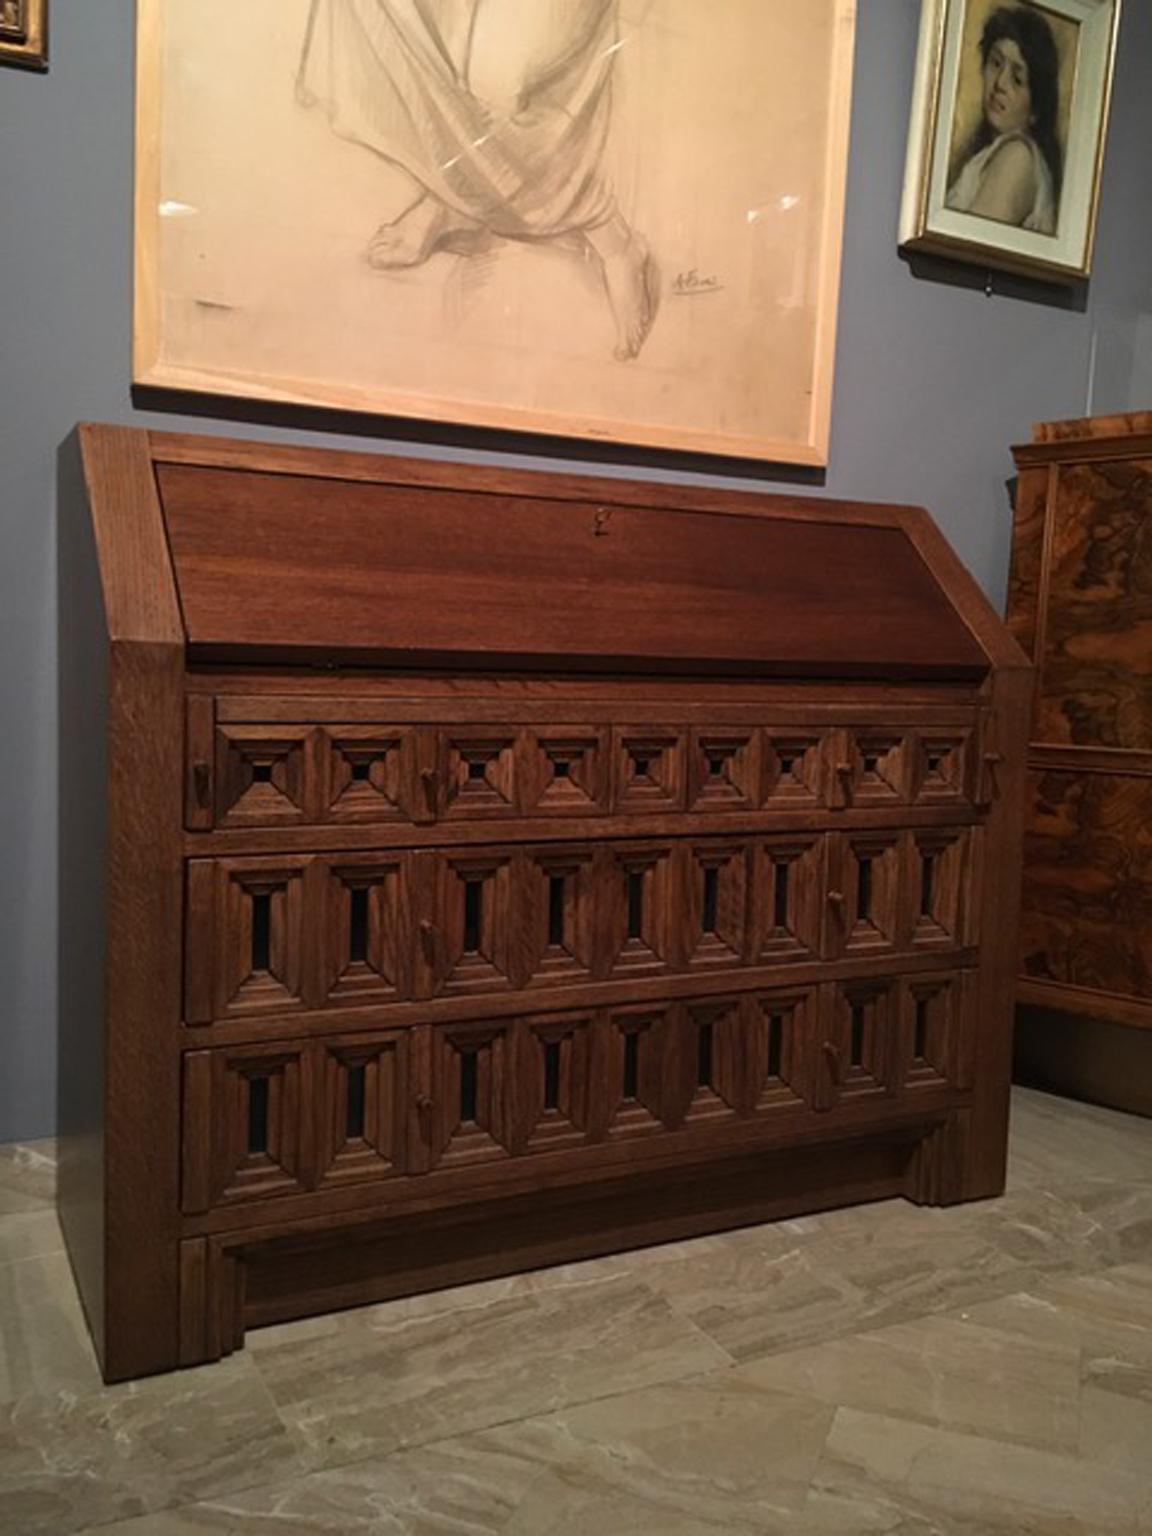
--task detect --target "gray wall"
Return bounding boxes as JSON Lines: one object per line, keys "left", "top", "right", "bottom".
{"left": 1, "top": 0, "right": 1149, "bottom": 1142}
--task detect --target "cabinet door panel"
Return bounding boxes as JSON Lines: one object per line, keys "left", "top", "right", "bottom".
{"left": 514, "top": 1011, "right": 596, "bottom": 1153}
{"left": 814, "top": 980, "right": 900, "bottom": 1111}
{"left": 422, "top": 851, "right": 516, "bottom": 998}
{"left": 612, "top": 728, "right": 688, "bottom": 813}
{"left": 601, "top": 843, "right": 678, "bottom": 978}
{"left": 688, "top": 729, "right": 762, "bottom": 812}
{"left": 518, "top": 846, "right": 597, "bottom": 987}
{"left": 422, "top": 1021, "right": 516, "bottom": 1171}
{"left": 679, "top": 840, "right": 748, "bottom": 971}
{"left": 439, "top": 730, "right": 518, "bottom": 820}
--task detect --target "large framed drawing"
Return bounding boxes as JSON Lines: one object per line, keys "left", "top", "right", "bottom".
{"left": 899, "top": 0, "right": 1120, "bottom": 281}
{"left": 0, "top": 0, "right": 48, "bottom": 70}
{"left": 135, "top": 1, "right": 856, "bottom": 465}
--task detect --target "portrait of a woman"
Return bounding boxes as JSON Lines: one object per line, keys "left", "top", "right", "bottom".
{"left": 945, "top": 3, "right": 1064, "bottom": 236}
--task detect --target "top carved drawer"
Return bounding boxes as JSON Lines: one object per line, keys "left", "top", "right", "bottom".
{"left": 186, "top": 705, "right": 981, "bottom": 832}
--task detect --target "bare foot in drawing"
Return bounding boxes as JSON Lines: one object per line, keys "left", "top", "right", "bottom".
{"left": 366, "top": 195, "right": 478, "bottom": 269}
{"left": 586, "top": 216, "right": 660, "bottom": 361}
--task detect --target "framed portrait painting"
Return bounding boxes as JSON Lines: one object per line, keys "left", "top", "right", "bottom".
{"left": 134, "top": 0, "right": 856, "bottom": 465}
{"left": 0, "top": 0, "right": 48, "bottom": 70}
{"left": 900, "top": 0, "right": 1120, "bottom": 281}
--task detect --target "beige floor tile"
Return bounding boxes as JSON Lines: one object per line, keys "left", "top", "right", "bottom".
{"left": 0, "top": 1250, "right": 104, "bottom": 1402}
{"left": 83, "top": 1371, "right": 834, "bottom": 1536}
{"left": 736, "top": 1309, "right": 1081, "bottom": 1453}
{"left": 0, "top": 1209, "right": 65, "bottom": 1267}
{"left": 252, "top": 1272, "right": 730, "bottom": 1470}
{"left": 0, "top": 1141, "right": 56, "bottom": 1217}
{"left": 0, "top": 1355, "right": 309, "bottom": 1536}
{"left": 809, "top": 1405, "right": 1152, "bottom": 1534}
{"left": 643, "top": 1175, "right": 1150, "bottom": 1366}
{"left": 1008, "top": 1087, "right": 1152, "bottom": 1191}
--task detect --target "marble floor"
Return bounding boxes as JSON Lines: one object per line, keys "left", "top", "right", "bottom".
{"left": 1, "top": 1087, "right": 1151, "bottom": 1534}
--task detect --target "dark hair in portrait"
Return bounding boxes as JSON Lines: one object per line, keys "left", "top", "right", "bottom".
{"left": 964, "top": 3, "right": 1064, "bottom": 200}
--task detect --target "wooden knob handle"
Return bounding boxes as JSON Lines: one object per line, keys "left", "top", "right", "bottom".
{"left": 827, "top": 889, "right": 846, "bottom": 911}
{"left": 822, "top": 1040, "right": 844, "bottom": 1086}
{"left": 982, "top": 752, "right": 1003, "bottom": 766}
{"left": 836, "top": 762, "right": 853, "bottom": 778}
{"left": 419, "top": 920, "right": 441, "bottom": 967}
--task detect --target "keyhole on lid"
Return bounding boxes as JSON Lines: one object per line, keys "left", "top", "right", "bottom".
{"left": 247, "top": 1076, "right": 270, "bottom": 1155}
{"left": 345, "top": 1064, "right": 367, "bottom": 1140}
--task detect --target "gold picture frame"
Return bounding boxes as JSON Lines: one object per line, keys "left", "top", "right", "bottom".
{"left": 0, "top": 0, "right": 48, "bottom": 70}
{"left": 134, "top": 0, "right": 857, "bottom": 466}
{"left": 900, "top": 0, "right": 1120, "bottom": 282}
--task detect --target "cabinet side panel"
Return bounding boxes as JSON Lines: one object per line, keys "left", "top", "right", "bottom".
{"left": 56, "top": 430, "right": 108, "bottom": 1364}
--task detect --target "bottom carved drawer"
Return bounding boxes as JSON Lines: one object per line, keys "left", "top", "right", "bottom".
{"left": 181, "top": 975, "right": 971, "bottom": 1216}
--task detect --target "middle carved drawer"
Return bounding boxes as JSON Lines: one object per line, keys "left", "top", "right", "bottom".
{"left": 184, "top": 830, "right": 976, "bottom": 1024}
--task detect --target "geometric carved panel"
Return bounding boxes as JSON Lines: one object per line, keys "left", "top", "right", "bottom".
{"left": 902, "top": 975, "right": 960, "bottom": 1092}
{"left": 910, "top": 828, "right": 970, "bottom": 951}
{"left": 315, "top": 1032, "right": 406, "bottom": 1186}
{"left": 323, "top": 728, "right": 409, "bottom": 823}
{"left": 440, "top": 731, "right": 517, "bottom": 819}
{"left": 425, "top": 1021, "right": 514, "bottom": 1170}
{"left": 912, "top": 729, "right": 973, "bottom": 807}
{"left": 688, "top": 729, "right": 761, "bottom": 811}
{"left": 520, "top": 728, "right": 608, "bottom": 816}
{"left": 817, "top": 980, "right": 897, "bottom": 1110}
{"left": 212, "top": 859, "right": 310, "bottom": 1019}
{"left": 763, "top": 732, "right": 824, "bottom": 807}
{"left": 745, "top": 990, "right": 810, "bottom": 1113}
{"left": 520, "top": 846, "right": 597, "bottom": 986}
{"left": 603, "top": 844, "right": 677, "bottom": 977}
{"left": 680, "top": 841, "right": 747, "bottom": 970}
{"left": 215, "top": 726, "right": 313, "bottom": 827}
{"left": 830, "top": 728, "right": 908, "bottom": 809}
{"left": 182, "top": 1044, "right": 311, "bottom": 1211}
{"left": 835, "top": 831, "right": 902, "bottom": 958}
{"left": 517, "top": 1011, "right": 595, "bottom": 1153}
{"left": 429, "top": 852, "right": 515, "bottom": 997}
{"left": 600, "top": 1005, "right": 667, "bottom": 1139}
{"left": 750, "top": 836, "right": 824, "bottom": 963}
{"left": 321, "top": 856, "right": 410, "bottom": 1006}
{"left": 613, "top": 728, "right": 687, "bottom": 813}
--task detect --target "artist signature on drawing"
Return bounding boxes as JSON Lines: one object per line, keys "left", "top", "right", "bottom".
{"left": 672, "top": 269, "right": 722, "bottom": 297}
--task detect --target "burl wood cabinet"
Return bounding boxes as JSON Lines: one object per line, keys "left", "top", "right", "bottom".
{"left": 1007, "top": 411, "right": 1152, "bottom": 1115}
{"left": 58, "top": 424, "right": 1030, "bottom": 1382}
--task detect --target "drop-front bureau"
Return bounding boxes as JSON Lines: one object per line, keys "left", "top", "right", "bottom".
{"left": 58, "top": 425, "right": 1031, "bottom": 1381}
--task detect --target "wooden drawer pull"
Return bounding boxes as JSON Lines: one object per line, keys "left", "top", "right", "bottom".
{"left": 827, "top": 889, "right": 846, "bottom": 915}
{"left": 822, "top": 1040, "right": 844, "bottom": 1086}
{"left": 419, "top": 920, "right": 443, "bottom": 969}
